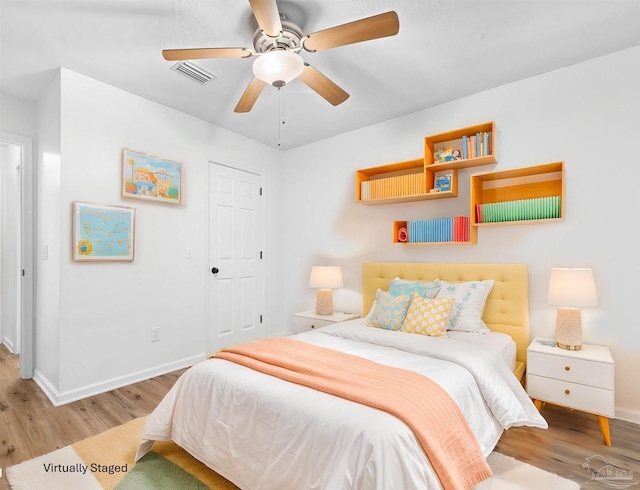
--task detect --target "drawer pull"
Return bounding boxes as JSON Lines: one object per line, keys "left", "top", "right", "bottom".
{"left": 565, "top": 366, "right": 570, "bottom": 371}
{"left": 310, "top": 324, "right": 315, "bottom": 329}
{"left": 565, "top": 389, "right": 571, "bottom": 395}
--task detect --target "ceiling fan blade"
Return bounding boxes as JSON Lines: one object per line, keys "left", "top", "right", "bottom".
{"left": 297, "top": 64, "right": 349, "bottom": 106}
{"left": 162, "top": 47, "right": 250, "bottom": 61}
{"left": 234, "top": 78, "right": 267, "bottom": 113}
{"left": 303, "top": 11, "right": 399, "bottom": 52}
{"left": 248, "top": 0, "right": 282, "bottom": 37}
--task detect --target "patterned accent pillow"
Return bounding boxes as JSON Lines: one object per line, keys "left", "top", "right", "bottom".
{"left": 388, "top": 278, "right": 441, "bottom": 299}
{"left": 401, "top": 293, "right": 454, "bottom": 337}
{"left": 435, "top": 279, "right": 494, "bottom": 332}
{"left": 366, "top": 288, "right": 412, "bottom": 331}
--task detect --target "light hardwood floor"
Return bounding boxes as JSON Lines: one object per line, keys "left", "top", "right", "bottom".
{"left": 496, "top": 402, "right": 640, "bottom": 485}
{"left": 0, "top": 344, "right": 186, "bottom": 490}
{"left": 2, "top": 343, "right": 639, "bottom": 489}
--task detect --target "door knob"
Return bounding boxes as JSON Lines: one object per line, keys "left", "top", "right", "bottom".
{"left": 211, "top": 267, "right": 219, "bottom": 274}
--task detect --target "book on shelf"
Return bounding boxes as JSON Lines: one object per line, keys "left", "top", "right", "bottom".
{"left": 361, "top": 173, "right": 425, "bottom": 200}
{"left": 474, "top": 131, "right": 491, "bottom": 157}
{"left": 476, "top": 196, "right": 561, "bottom": 223}
{"left": 475, "top": 204, "right": 483, "bottom": 224}
{"left": 452, "top": 216, "right": 470, "bottom": 242}
{"left": 406, "top": 216, "right": 469, "bottom": 243}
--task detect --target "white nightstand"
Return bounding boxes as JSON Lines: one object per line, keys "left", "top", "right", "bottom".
{"left": 291, "top": 310, "right": 360, "bottom": 334}
{"left": 527, "top": 337, "right": 615, "bottom": 446}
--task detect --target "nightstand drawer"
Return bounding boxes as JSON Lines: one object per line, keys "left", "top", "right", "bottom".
{"left": 528, "top": 374, "right": 614, "bottom": 416}
{"left": 291, "top": 316, "right": 334, "bottom": 334}
{"left": 527, "top": 351, "right": 614, "bottom": 390}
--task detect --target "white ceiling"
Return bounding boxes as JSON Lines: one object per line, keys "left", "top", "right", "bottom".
{"left": 2, "top": 0, "right": 640, "bottom": 150}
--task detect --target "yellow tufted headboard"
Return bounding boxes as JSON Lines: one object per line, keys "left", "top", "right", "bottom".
{"left": 362, "top": 262, "right": 530, "bottom": 381}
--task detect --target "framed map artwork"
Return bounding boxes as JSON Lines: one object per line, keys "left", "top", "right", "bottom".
{"left": 72, "top": 202, "right": 136, "bottom": 262}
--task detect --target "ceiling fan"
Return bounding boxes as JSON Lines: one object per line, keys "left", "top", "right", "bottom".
{"left": 162, "top": 0, "right": 399, "bottom": 113}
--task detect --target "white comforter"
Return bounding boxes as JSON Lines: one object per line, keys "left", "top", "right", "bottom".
{"left": 137, "top": 320, "right": 546, "bottom": 489}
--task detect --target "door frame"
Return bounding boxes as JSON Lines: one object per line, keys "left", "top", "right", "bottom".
{"left": 207, "top": 161, "right": 265, "bottom": 355}
{"left": 1, "top": 131, "right": 35, "bottom": 379}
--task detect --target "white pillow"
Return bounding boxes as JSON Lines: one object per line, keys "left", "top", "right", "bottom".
{"left": 435, "top": 279, "right": 494, "bottom": 333}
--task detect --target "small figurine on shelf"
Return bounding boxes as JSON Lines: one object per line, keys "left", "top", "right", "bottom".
{"left": 448, "top": 149, "right": 462, "bottom": 161}
{"left": 434, "top": 147, "right": 462, "bottom": 163}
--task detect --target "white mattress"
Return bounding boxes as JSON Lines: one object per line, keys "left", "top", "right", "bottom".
{"left": 446, "top": 330, "right": 517, "bottom": 372}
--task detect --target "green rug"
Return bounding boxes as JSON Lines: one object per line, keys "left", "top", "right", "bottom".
{"left": 115, "top": 451, "right": 209, "bottom": 490}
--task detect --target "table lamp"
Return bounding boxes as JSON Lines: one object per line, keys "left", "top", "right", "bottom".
{"left": 309, "top": 266, "right": 343, "bottom": 315}
{"left": 548, "top": 268, "right": 598, "bottom": 350}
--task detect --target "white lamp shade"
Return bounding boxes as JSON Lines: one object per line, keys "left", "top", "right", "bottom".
{"left": 548, "top": 268, "right": 598, "bottom": 307}
{"left": 309, "top": 266, "right": 343, "bottom": 289}
{"left": 252, "top": 51, "right": 304, "bottom": 87}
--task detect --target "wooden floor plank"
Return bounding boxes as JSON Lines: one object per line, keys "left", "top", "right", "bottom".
{"left": 1, "top": 343, "right": 639, "bottom": 489}
{"left": 0, "top": 344, "right": 185, "bottom": 490}
{"left": 496, "top": 401, "right": 640, "bottom": 485}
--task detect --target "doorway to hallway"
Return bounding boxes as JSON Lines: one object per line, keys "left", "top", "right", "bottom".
{"left": 0, "top": 132, "right": 35, "bottom": 379}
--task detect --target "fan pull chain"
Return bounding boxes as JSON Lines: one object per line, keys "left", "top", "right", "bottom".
{"left": 277, "top": 87, "right": 285, "bottom": 148}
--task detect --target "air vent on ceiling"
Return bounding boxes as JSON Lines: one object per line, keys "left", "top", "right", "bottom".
{"left": 171, "top": 61, "right": 217, "bottom": 85}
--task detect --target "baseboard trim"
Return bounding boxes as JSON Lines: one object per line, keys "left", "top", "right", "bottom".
{"left": 33, "top": 354, "right": 205, "bottom": 407}
{"left": 32, "top": 368, "right": 59, "bottom": 405}
{"left": 2, "top": 337, "right": 16, "bottom": 354}
{"left": 615, "top": 408, "right": 640, "bottom": 425}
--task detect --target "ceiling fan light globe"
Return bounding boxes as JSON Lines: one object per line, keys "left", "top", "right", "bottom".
{"left": 252, "top": 51, "right": 303, "bottom": 87}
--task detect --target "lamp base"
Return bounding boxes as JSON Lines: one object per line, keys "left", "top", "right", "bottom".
{"left": 555, "top": 307, "right": 582, "bottom": 350}
{"left": 315, "top": 289, "right": 333, "bottom": 315}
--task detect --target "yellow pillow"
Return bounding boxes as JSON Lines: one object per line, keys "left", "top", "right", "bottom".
{"left": 401, "top": 292, "right": 455, "bottom": 338}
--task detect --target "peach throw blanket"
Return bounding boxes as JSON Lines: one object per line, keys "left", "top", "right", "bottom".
{"left": 215, "top": 337, "right": 492, "bottom": 490}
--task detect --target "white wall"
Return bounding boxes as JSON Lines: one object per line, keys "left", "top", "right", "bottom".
{"left": 281, "top": 45, "right": 640, "bottom": 423}
{"left": 35, "top": 71, "right": 62, "bottom": 395}
{"left": 0, "top": 93, "right": 37, "bottom": 139}
{"left": 33, "top": 69, "right": 284, "bottom": 404}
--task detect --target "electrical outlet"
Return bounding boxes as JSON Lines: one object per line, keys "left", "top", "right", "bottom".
{"left": 151, "top": 327, "right": 160, "bottom": 342}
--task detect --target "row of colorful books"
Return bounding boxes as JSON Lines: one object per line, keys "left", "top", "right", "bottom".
{"left": 461, "top": 132, "right": 491, "bottom": 160}
{"left": 361, "top": 173, "right": 425, "bottom": 200}
{"left": 401, "top": 216, "right": 471, "bottom": 243}
{"left": 476, "top": 196, "right": 561, "bottom": 223}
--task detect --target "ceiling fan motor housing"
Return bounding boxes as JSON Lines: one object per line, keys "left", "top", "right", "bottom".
{"left": 252, "top": 19, "right": 304, "bottom": 54}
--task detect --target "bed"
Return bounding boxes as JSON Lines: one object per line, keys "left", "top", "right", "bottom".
{"left": 137, "top": 262, "right": 546, "bottom": 489}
